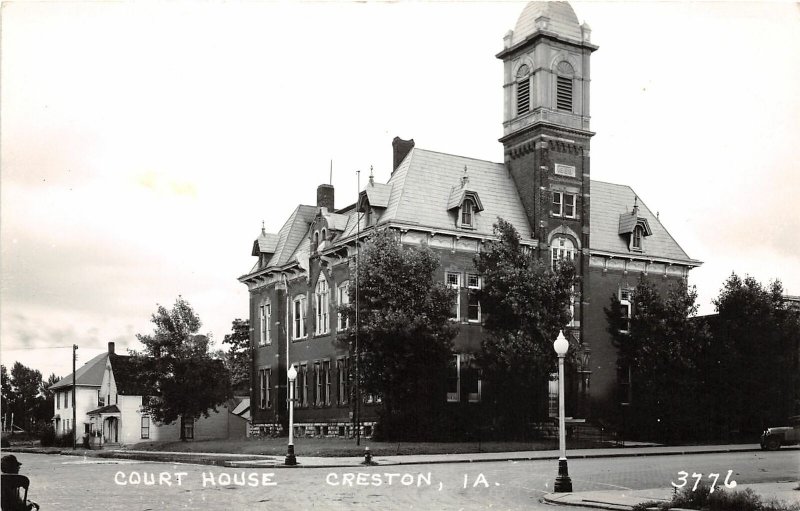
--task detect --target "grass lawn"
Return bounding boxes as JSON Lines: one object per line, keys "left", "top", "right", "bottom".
{"left": 129, "top": 436, "right": 604, "bottom": 457}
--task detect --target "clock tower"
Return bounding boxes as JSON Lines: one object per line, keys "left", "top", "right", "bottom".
{"left": 498, "top": 1, "right": 597, "bottom": 416}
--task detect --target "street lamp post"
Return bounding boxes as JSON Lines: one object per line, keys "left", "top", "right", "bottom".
{"left": 553, "top": 330, "right": 573, "bottom": 492}
{"left": 285, "top": 364, "right": 298, "bottom": 466}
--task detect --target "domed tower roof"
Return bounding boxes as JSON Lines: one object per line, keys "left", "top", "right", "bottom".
{"left": 511, "top": 1, "right": 583, "bottom": 46}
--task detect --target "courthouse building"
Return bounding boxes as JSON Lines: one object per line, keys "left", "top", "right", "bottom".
{"left": 238, "top": 1, "right": 700, "bottom": 437}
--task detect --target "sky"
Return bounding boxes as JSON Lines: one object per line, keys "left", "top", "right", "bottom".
{"left": 1, "top": 1, "right": 798, "bottom": 380}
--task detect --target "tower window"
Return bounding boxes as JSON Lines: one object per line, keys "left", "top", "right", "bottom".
{"left": 552, "top": 192, "right": 576, "bottom": 218}
{"left": 516, "top": 64, "right": 531, "bottom": 116}
{"left": 556, "top": 76, "right": 573, "bottom": 112}
{"left": 517, "top": 78, "right": 530, "bottom": 115}
{"left": 551, "top": 237, "right": 575, "bottom": 269}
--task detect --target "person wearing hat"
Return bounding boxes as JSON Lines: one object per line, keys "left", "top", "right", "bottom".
{"left": 1, "top": 455, "right": 39, "bottom": 510}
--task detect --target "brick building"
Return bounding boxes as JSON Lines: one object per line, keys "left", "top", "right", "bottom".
{"left": 238, "top": 1, "right": 700, "bottom": 437}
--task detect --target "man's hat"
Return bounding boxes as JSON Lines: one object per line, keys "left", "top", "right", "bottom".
{"left": 1, "top": 454, "right": 22, "bottom": 472}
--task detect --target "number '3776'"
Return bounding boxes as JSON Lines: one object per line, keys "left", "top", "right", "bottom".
{"left": 671, "top": 470, "right": 737, "bottom": 493}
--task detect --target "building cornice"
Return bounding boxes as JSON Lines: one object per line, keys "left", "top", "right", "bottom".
{"left": 588, "top": 249, "right": 703, "bottom": 268}
{"left": 496, "top": 30, "right": 598, "bottom": 61}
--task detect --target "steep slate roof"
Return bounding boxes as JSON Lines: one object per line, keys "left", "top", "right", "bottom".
{"left": 265, "top": 205, "right": 317, "bottom": 268}
{"left": 250, "top": 147, "right": 695, "bottom": 269}
{"left": 590, "top": 181, "right": 694, "bottom": 262}
{"left": 380, "top": 149, "right": 531, "bottom": 237}
{"left": 50, "top": 352, "right": 107, "bottom": 390}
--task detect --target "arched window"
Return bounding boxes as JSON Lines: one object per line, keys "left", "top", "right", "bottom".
{"left": 315, "top": 278, "right": 330, "bottom": 335}
{"left": 461, "top": 199, "right": 474, "bottom": 228}
{"left": 313, "top": 231, "right": 319, "bottom": 252}
{"left": 556, "top": 61, "right": 574, "bottom": 112}
{"left": 516, "top": 64, "right": 531, "bottom": 116}
{"left": 632, "top": 226, "right": 643, "bottom": 250}
{"left": 551, "top": 237, "right": 575, "bottom": 269}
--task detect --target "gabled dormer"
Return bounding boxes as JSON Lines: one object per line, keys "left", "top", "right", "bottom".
{"left": 252, "top": 223, "right": 279, "bottom": 268}
{"left": 310, "top": 209, "right": 349, "bottom": 254}
{"left": 447, "top": 166, "right": 484, "bottom": 230}
{"left": 618, "top": 199, "right": 652, "bottom": 252}
{"left": 357, "top": 170, "right": 391, "bottom": 228}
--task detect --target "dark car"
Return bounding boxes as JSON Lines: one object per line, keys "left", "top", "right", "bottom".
{"left": 760, "top": 416, "right": 800, "bottom": 450}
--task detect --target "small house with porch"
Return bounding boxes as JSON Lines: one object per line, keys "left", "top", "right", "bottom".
{"left": 50, "top": 342, "right": 240, "bottom": 446}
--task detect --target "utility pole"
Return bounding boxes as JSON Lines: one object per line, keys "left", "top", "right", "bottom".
{"left": 72, "top": 344, "right": 78, "bottom": 450}
{"left": 355, "top": 169, "right": 361, "bottom": 446}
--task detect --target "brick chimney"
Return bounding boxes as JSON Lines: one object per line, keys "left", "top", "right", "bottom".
{"left": 108, "top": 341, "right": 115, "bottom": 355}
{"left": 392, "top": 137, "right": 415, "bottom": 172}
{"left": 317, "top": 184, "right": 334, "bottom": 211}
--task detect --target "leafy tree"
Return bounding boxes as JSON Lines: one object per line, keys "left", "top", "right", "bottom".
{"left": 606, "top": 277, "right": 708, "bottom": 443}
{"left": 221, "top": 319, "right": 251, "bottom": 395}
{"left": 35, "top": 373, "right": 61, "bottom": 425}
{"left": 337, "top": 229, "right": 458, "bottom": 440}
{"left": 132, "top": 297, "right": 233, "bottom": 440}
{"left": 1, "top": 365, "right": 11, "bottom": 428}
{"left": 710, "top": 274, "right": 800, "bottom": 436}
{"left": 474, "top": 219, "right": 577, "bottom": 436}
{"left": 8, "top": 362, "right": 44, "bottom": 432}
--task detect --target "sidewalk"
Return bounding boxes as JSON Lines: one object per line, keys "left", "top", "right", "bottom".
{"left": 223, "top": 443, "right": 771, "bottom": 469}
{"left": 8, "top": 443, "right": 779, "bottom": 469}
{"left": 542, "top": 482, "right": 800, "bottom": 510}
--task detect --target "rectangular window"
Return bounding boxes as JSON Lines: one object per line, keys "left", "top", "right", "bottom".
{"left": 446, "top": 272, "right": 461, "bottom": 320}
{"left": 337, "top": 282, "right": 350, "bottom": 330}
{"left": 618, "top": 364, "right": 632, "bottom": 404}
{"left": 461, "top": 201, "right": 474, "bottom": 227}
{"left": 464, "top": 355, "right": 482, "bottom": 403}
{"left": 323, "top": 360, "right": 331, "bottom": 406}
{"left": 260, "top": 303, "right": 271, "bottom": 345}
{"left": 564, "top": 193, "right": 576, "bottom": 218}
{"left": 620, "top": 289, "right": 632, "bottom": 333}
{"left": 57, "top": 391, "right": 60, "bottom": 409}
{"left": 467, "top": 274, "right": 481, "bottom": 323}
{"left": 141, "top": 416, "right": 150, "bottom": 439}
{"left": 552, "top": 192, "right": 576, "bottom": 218}
{"left": 258, "top": 368, "right": 272, "bottom": 410}
{"left": 298, "top": 364, "right": 308, "bottom": 408}
{"left": 556, "top": 76, "right": 573, "bottom": 111}
{"left": 568, "top": 285, "right": 577, "bottom": 327}
{"left": 182, "top": 418, "right": 194, "bottom": 440}
{"left": 548, "top": 372, "right": 559, "bottom": 418}
{"left": 337, "top": 358, "right": 349, "bottom": 405}
{"left": 314, "top": 362, "right": 322, "bottom": 406}
{"left": 97, "top": 390, "right": 104, "bottom": 407}
{"left": 517, "top": 78, "right": 530, "bottom": 115}
{"left": 293, "top": 296, "right": 306, "bottom": 339}
{"left": 447, "top": 354, "right": 461, "bottom": 402}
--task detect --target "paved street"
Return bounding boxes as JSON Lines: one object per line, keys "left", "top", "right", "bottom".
{"left": 12, "top": 450, "right": 799, "bottom": 511}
